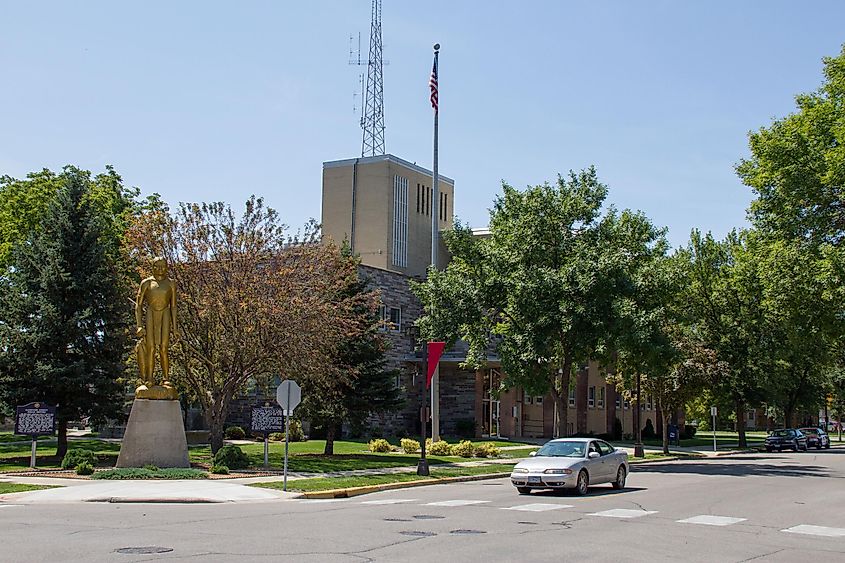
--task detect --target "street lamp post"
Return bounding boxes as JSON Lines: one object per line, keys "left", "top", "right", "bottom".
{"left": 634, "top": 373, "right": 645, "bottom": 458}
{"left": 405, "top": 325, "right": 429, "bottom": 476}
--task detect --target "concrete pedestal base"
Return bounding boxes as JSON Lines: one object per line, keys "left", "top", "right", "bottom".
{"left": 116, "top": 399, "right": 190, "bottom": 468}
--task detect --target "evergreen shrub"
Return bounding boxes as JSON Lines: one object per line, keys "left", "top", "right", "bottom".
{"left": 213, "top": 445, "right": 250, "bottom": 470}
{"left": 61, "top": 449, "right": 96, "bottom": 470}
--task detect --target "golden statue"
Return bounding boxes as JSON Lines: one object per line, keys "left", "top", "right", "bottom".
{"left": 134, "top": 257, "right": 179, "bottom": 400}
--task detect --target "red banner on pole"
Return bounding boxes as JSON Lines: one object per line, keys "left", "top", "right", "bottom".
{"left": 426, "top": 342, "right": 445, "bottom": 388}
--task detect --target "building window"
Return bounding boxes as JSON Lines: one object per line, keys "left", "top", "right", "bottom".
{"left": 427, "top": 186, "right": 431, "bottom": 216}
{"left": 588, "top": 386, "right": 595, "bottom": 408}
{"left": 598, "top": 387, "right": 605, "bottom": 409}
{"left": 535, "top": 396, "right": 543, "bottom": 404}
{"left": 646, "top": 396, "right": 652, "bottom": 411}
{"left": 416, "top": 183, "right": 421, "bottom": 213}
{"left": 568, "top": 387, "right": 576, "bottom": 407}
{"left": 623, "top": 400, "right": 630, "bottom": 410}
{"left": 378, "top": 305, "right": 401, "bottom": 332}
{"left": 615, "top": 395, "right": 621, "bottom": 409}
{"left": 392, "top": 175, "right": 408, "bottom": 268}
{"left": 525, "top": 395, "right": 533, "bottom": 405}
{"left": 444, "top": 192, "right": 448, "bottom": 221}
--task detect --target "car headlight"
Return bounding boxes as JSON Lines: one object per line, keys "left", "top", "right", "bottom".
{"left": 543, "top": 468, "right": 573, "bottom": 475}
{"left": 512, "top": 468, "right": 529, "bottom": 474}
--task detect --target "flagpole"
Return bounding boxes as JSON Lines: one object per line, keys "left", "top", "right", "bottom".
{"left": 430, "top": 43, "right": 441, "bottom": 442}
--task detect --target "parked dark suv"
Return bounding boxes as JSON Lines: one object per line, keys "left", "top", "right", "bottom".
{"left": 765, "top": 429, "right": 808, "bottom": 452}
{"left": 799, "top": 427, "right": 831, "bottom": 449}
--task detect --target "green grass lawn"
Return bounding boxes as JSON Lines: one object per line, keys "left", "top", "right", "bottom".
{"left": 0, "top": 439, "right": 120, "bottom": 472}
{"left": 253, "top": 462, "right": 516, "bottom": 492}
{"left": 614, "top": 430, "right": 769, "bottom": 450}
{"left": 0, "top": 433, "right": 53, "bottom": 444}
{"left": 0, "top": 483, "right": 58, "bottom": 494}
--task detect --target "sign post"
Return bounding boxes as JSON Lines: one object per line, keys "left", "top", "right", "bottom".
{"left": 711, "top": 406, "right": 718, "bottom": 452}
{"left": 251, "top": 403, "right": 284, "bottom": 469}
{"left": 276, "top": 380, "right": 302, "bottom": 492}
{"left": 14, "top": 402, "right": 57, "bottom": 468}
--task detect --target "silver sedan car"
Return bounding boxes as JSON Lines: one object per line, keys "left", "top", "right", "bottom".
{"left": 510, "top": 437, "right": 629, "bottom": 495}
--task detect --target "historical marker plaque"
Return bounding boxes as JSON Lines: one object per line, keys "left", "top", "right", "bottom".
{"left": 15, "top": 402, "right": 57, "bottom": 436}
{"left": 251, "top": 406, "right": 284, "bottom": 433}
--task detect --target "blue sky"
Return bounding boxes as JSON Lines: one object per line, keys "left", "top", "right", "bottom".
{"left": 2, "top": 1, "right": 843, "bottom": 248}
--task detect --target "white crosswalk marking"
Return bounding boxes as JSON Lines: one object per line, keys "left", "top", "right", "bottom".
{"left": 590, "top": 509, "right": 657, "bottom": 519}
{"left": 502, "top": 503, "right": 573, "bottom": 512}
{"left": 677, "top": 515, "right": 746, "bottom": 526}
{"left": 426, "top": 500, "right": 490, "bottom": 507}
{"left": 783, "top": 525, "right": 845, "bottom": 538}
{"left": 360, "top": 499, "right": 418, "bottom": 505}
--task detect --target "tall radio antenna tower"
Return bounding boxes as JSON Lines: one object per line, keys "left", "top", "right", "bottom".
{"left": 359, "top": 0, "right": 385, "bottom": 157}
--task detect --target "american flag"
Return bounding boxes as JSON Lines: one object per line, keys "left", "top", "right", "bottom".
{"left": 429, "top": 58, "right": 438, "bottom": 112}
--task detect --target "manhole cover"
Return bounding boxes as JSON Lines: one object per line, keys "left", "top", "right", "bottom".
{"left": 400, "top": 531, "right": 436, "bottom": 537}
{"left": 115, "top": 547, "right": 173, "bottom": 555}
{"left": 384, "top": 517, "right": 411, "bottom": 522}
{"left": 413, "top": 515, "right": 445, "bottom": 520}
{"left": 450, "top": 529, "right": 486, "bottom": 535}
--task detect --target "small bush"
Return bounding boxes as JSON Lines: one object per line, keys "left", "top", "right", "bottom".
{"left": 642, "top": 419, "right": 656, "bottom": 439}
{"left": 682, "top": 424, "right": 697, "bottom": 439}
{"left": 269, "top": 432, "right": 284, "bottom": 442}
{"left": 368, "top": 438, "right": 391, "bottom": 453}
{"left": 224, "top": 426, "right": 246, "bottom": 440}
{"left": 473, "top": 442, "right": 500, "bottom": 458}
{"left": 76, "top": 462, "right": 94, "bottom": 476}
{"left": 451, "top": 440, "right": 475, "bottom": 458}
{"left": 143, "top": 464, "right": 159, "bottom": 472}
{"left": 286, "top": 420, "right": 305, "bottom": 442}
{"left": 61, "top": 449, "right": 96, "bottom": 470}
{"left": 213, "top": 445, "right": 250, "bottom": 470}
{"left": 426, "top": 439, "right": 453, "bottom": 456}
{"left": 400, "top": 438, "right": 420, "bottom": 454}
{"left": 211, "top": 464, "right": 230, "bottom": 475}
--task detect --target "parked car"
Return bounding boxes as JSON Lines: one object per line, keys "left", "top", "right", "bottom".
{"left": 510, "top": 438, "right": 629, "bottom": 496}
{"left": 765, "top": 429, "right": 808, "bottom": 452}
{"left": 799, "top": 427, "right": 831, "bottom": 449}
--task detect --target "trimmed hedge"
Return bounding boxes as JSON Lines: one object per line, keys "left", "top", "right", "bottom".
{"left": 92, "top": 468, "right": 207, "bottom": 480}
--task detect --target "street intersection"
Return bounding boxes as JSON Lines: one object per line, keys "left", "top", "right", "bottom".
{"left": 2, "top": 449, "right": 844, "bottom": 562}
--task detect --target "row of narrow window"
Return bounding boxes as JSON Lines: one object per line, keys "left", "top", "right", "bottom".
{"left": 416, "top": 183, "right": 448, "bottom": 221}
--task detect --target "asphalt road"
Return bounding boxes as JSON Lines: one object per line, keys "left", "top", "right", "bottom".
{"left": 2, "top": 449, "right": 845, "bottom": 562}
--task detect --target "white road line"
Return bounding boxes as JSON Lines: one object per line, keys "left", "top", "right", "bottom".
{"left": 501, "top": 503, "right": 573, "bottom": 512}
{"left": 782, "top": 525, "right": 845, "bottom": 538}
{"left": 426, "top": 500, "right": 491, "bottom": 507}
{"left": 590, "top": 509, "right": 658, "bottom": 519}
{"left": 677, "top": 515, "right": 746, "bottom": 526}
{"left": 360, "top": 499, "right": 418, "bottom": 505}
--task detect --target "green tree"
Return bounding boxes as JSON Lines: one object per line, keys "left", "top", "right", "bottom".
{"left": 300, "top": 262, "right": 404, "bottom": 455}
{"left": 0, "top": 169, "right": 131, "bottom": 457}
{"left": 413, "top": 168, "right": 665, "bottom": 437}
{"left": 681, "top": 230, "right": 771, "bottom": 447}
{"left": 0, "top": 166, "right": 138, "bottom": 273}
{"left": 128, "top": 198, "right": 375, "bottom": 453}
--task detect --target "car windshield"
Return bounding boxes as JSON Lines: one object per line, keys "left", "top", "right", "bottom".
{"left": 535, "top": 441, "right": 586, "bottom": 458}
{"left": 771, "top": 430, "right": 791, "bottom": 437}
{"left": 801, "top": 428, "right": 818, "bottom": 435}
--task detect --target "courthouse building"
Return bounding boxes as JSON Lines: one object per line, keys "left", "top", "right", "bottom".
{"left": 319, "top": 154, "right": 665, "bottom": 440}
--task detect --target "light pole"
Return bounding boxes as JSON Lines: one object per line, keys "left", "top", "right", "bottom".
{"left": 405, "top": 325, "right": 429, "bottom": 476}
{"left": 634, "top": 373, "right": 645, "bottom": 458}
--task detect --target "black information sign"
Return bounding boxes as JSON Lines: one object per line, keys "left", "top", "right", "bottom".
{"left": 14, "top": 402, "right": 57, "bottom": 436}
{"left": 251, "top": 406, "right": 284, "bottom": 433}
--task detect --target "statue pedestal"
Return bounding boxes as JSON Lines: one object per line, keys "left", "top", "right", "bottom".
{"left": 116, "top": 399, "right": 190, "bottom": 468}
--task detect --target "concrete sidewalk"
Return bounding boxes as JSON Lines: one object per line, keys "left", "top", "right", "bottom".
{"left": 0, "top": 478, "right": 298, "bottom": 504}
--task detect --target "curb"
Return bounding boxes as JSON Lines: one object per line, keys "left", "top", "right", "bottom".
{"left": 300, "top": 472, "right": 512, "bottom": 499}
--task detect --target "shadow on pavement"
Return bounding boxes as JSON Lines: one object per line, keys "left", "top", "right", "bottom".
{"left": 529, "top": 486, "right": 648, "bottom": 498}
{"left": 632, "top": 459, "right": 832, "bottom": 478}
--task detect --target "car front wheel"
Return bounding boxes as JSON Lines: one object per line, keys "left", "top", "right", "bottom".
{"left": 612, "top": 466, "right": 626, "bottom": 490}
{"left": 575, "top": 470, "right": 589, "bottom": 496}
